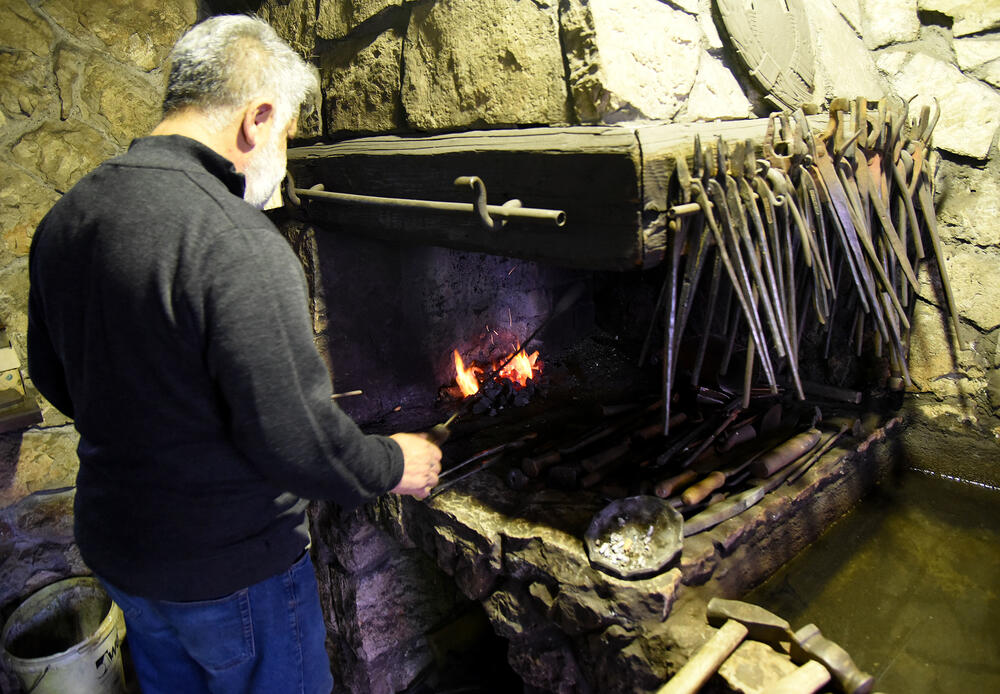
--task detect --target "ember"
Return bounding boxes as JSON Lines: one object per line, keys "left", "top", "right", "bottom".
{"left": 451, "top": 345, "right": 542, "bottom": 398}
{"left": 498, "top": 348, "right": 539, "bottom": 387}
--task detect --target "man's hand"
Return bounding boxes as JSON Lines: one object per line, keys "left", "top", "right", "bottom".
{"left": 389, "top": 433, "right": 442, "bottom": 499}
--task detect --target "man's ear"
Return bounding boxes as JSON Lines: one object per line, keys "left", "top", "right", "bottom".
{"left": 238, "top": 100, "right": 275, "bottom": 151}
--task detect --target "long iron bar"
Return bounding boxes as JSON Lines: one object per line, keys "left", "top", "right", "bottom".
{"left": 290, "top": 186, "right": 566, "bottom": 226}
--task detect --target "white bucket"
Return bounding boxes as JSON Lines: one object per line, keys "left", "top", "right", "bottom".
{"left": 1, "top": 577, "right": 127, "bottom": 694}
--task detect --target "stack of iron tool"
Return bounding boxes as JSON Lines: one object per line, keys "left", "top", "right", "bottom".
{"left": 655, "top": 97, "right": 952, "bottom": 437}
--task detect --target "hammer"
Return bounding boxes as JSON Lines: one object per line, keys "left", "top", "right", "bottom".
{"left": 707, "top": 598, "right": 874, "bottom": 694}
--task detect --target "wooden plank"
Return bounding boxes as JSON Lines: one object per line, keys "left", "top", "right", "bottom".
{"left": 285, "top": 118, "right": 829, "bottom": 270}
{"left": 295, "top": 126, "right": 636, "bottom": 156}
{"left": 287, "top": 127, "right": 644, "bottom": 270}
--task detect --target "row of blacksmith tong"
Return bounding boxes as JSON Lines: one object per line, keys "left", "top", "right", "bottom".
{"left": 655, "top": 96, "right": 955, "bottom": 433}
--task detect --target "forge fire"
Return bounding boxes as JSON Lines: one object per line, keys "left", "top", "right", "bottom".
{"left": 451, "top": 347, "right": 541, "bottom": 398}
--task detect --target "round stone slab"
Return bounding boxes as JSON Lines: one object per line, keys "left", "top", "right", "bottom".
{"left": 584, "top": 495, "right": 683, "bottom": 580}
{"left": 716, "top": 0, "right": 816, "bottom": 110}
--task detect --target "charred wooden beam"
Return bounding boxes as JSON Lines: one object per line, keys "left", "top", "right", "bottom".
{"left": 285, "top": 118, "right": 824, "bottom": 271}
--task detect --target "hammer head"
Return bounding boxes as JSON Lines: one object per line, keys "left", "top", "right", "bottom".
{"left": 706, "top": 598, "right": 793, "bottom": 648}
{"left": 791, "top": 623, "right": 874, "bottom": 694}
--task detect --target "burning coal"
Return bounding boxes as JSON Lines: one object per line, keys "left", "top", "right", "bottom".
{"left": 451, "top": 346, "right": 542, "bottom": 399}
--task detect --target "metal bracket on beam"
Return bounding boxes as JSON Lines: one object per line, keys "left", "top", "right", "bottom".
{"left": 285, "top": 172, "right": 566, "bottom": 231}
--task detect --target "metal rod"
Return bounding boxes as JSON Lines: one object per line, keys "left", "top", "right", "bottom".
{"left": 330, "top": 389, "right": 363, "bottom": 400}
{"left": 668, "top": 202, "right": 704, "bottom": 218}
{"left": 292, "top": 187, "right": 566, "bottom": 226}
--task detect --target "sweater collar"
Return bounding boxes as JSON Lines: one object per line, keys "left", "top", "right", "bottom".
{"left": 127, "top": 135, "right": 247, "bottom": 198}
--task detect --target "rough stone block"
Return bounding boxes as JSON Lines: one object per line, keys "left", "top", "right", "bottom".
{"left": 908, "top": 295, "right": 989, "bottom": 401}
{"left": 80, "top": 54, "right": 161, "bottom": 145}
{"left": 0, "top": 489, "right": 80, "bottom": 613}
{"left": 581, "top": 623, "right": 674, "bottom": 693}
{"left": 832, "top": 0, "right": 863, "bottom": 33}
{"left": 402, "top": 0, "right": 569, "bottom": 130}
{"left": 339, "top": 520, "right": 398, "bottom": 575}
{"left": 321, "top": 26, "right": 405, "bottom": 135}
{"left": 549, "top": 582, "right": 616, "bottom": 634}
{"left": 917, "top": 245, "right": 1000, "bottom": 333}
{"left": 0, "top": 51, "right": 53, "bottom": 119}
{"left": 918, "top": 0, "right": 1000, "bottom": 37}
{"left": 859, "top": 0, "right": 919, "bottom": 49}
{"left": 317, "top": 0, "right": 402, "bottom": 40}
{"left": 718, "top": 639, "right": 797, "bottom": 694}
{"left": 685, "top": 50, "right": 754, "bottom": 121}
{"left": 12, "top": 120, "right": 117, "bottom": 192}
{"left": 0, "top": 163, "right": 59, "bottom": 262}
{"left": 954, "top": 35, "right": 1000, "bottom": 89}
{"left": 561, "top": 0, "right": 704, "bottom": 123}
{"left": 258, "top": 0, "right": 316, "bottom": 60}
{"left": 0, "top": 426, "right": 80, "bottom": 509}
{"left": 338, "top": 549, "right": 461, "bottom": 663}
{"left": 987, "top": 368, "right": 1000, "bottom": 414}
{"left": 878, "top": 51, "right": 1000, "bottom": 160}
{"left": 954, "top": 35, "right": 1000, "bottom": 72}
{"left": 0, "top": 0, "right": 53, "bottom": 57}
{"left": 679, "top": 532, "right": 718, "bottom": 585}
{"left": 697, "top": 0, "right": 724, "bottom": 50}
{"left": 607, "top": 569, "right": 683, "bottom": 622}
{"left": 482, "top": 581, "right": 552, "bottom": 640}
{"left": 937, "top": 159, "right": 1000, "bottom": 247}
{"left": 350, "top": 640, "right": 434, "bottom": 694}
{"left": 502, "top": 531, "right": 593, "bottom": 587}
{"left": 507, "top": 632, "right": 586, "bottom": 693}
{"left": 802, "top": 0, "right": 889, "bottom": 100}
{"left": 40, "top": 0, "right": 195, "bottom": 72}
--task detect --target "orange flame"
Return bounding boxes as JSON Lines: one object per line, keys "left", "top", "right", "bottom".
{"left": 452, "top": 343, "right": 542, "bottom": 398}
{"left": 453, "top": 350, "right": 483, "bottom": 397}
{"left": 499, "top": 349, "right": 539, "bottom": 387}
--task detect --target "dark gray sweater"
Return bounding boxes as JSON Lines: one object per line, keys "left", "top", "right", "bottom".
{"left": 27, "top": 135, "right": 403, "bottom": 601}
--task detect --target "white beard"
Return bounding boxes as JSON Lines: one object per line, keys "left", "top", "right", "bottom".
{"left": 242, "top": 132, "right": 287, "bottom": 209}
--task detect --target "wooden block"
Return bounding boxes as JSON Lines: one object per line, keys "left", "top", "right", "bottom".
{"left": 286, "top": 118, "right": 828, "bottom": 270}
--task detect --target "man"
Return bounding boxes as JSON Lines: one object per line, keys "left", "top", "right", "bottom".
{"left": 27, "top": 15, "right": 441, "bottom": 694}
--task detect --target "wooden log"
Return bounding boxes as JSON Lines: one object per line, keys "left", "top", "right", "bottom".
{"left": 286, "top": 118, "right": 826, "bottom": 270}
{"left": 287, "top": 127, "right": 642, "bottom": 270}
{"left": 762, "top": 661, "right": 831, "bottom": 694}
{"left": 750, "top": 428, "right": 822, "bottom": 478}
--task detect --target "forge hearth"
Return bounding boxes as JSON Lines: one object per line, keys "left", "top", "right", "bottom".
{"left": 275, "top": 105, "right": 932, "bottom": 692}
{"left": 368, "top": 416, "right": 899, "bottom": 693}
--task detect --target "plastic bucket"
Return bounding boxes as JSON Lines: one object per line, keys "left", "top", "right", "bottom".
{"left": 1, "top": 577, "right": 127, "bottom": 694}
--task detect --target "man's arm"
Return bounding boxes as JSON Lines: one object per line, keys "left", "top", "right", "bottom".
{"left": 200, "top": 225, "right": 438, "bottom": 506}
{"left": 27, "top": 236, "right": 75, "bottom": 419}
{"left": 389, "top": 432, "right": 442, "bottom": 499}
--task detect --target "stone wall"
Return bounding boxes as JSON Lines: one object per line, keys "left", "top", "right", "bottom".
{"left": 2, "top": 0, "right": 999, "bottom": 692}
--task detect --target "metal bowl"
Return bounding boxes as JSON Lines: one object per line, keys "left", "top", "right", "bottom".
{"left": 584, "top": 495, "right": 684, "bottom": 580}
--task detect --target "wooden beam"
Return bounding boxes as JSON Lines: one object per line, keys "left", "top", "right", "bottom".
{"left": 285, "top": 117, "right": 826, "bottom": 270}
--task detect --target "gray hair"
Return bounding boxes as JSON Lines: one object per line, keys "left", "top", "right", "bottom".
{"left": 163, "top": 15, "right": 318, "bottom": 130}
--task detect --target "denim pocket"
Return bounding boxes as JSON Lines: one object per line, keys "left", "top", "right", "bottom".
{"left": 160, "top": 589, "right": 255, "bottom": 672}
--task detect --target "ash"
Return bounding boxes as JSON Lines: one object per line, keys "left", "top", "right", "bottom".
{"left": 595, "top": 516, "right": 656, "bottom": 569}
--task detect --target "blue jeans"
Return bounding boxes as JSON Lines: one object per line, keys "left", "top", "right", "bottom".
{"left": 99, "top": 550, "right": 333, "bottom": 694}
